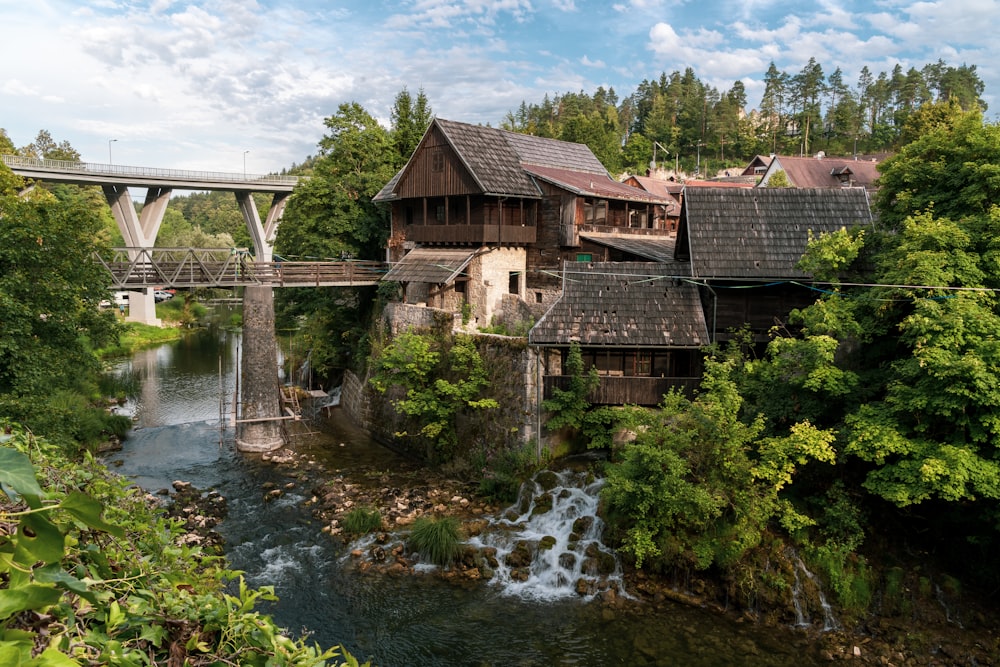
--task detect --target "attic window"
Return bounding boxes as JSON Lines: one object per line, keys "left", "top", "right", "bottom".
{"left": 432, "top": 150, "right": 444, "bottom": 173}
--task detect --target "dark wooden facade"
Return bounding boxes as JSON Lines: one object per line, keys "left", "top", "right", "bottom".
{"left": 544, "top": 374, "right": 700, "bottom": 406}
{"left": 680, "top": 187, "right": 875, "bottom": 342}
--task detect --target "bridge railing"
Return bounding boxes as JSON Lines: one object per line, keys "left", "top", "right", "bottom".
{"left": 95, "top": 248, "right": 385, "bottom": 288}
{"left": 2, "top": 154, "right": 299, "bottom": 186}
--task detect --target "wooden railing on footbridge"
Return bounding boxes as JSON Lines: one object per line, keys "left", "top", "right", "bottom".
{"left": 95, "top": 248, "right": 386, "bottom": 289}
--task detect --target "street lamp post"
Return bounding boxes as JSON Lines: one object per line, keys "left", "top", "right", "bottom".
{"left": 243, "top": 150, "right": 249, "bottom": 178}
{"left": 108, "top": 138, "right": 117, "bottom": 164}
{"left": 651, "top": 141, "right": 669, "bottom": 174}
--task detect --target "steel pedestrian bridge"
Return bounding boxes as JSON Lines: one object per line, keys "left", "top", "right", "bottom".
{"left": 98, "top": 247, "right": 385, "bottom": 289}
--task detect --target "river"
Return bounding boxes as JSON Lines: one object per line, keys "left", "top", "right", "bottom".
{"left": 103, "top": 325, "right": 827, "bottom": 666}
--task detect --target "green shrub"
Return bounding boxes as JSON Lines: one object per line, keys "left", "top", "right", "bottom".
{"left": 0, "top": 421, "right": 367, "bottom": 666}
{"left": 477, "top": 442, "right": 542, "bottom": 503}
{"left": 409, "top": 516, "right": 463, "bottom": 566}
{"left": 342, "top": 506, "right": 382, "bottom": 536}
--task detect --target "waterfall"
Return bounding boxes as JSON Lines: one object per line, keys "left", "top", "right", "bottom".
{"left": 468, "top": 469, "right": 627, "bottom": 602}
{"left": 789, "top": 552, "right": 838, "bottom": 631}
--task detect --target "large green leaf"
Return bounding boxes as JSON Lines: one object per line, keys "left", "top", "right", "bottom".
{"left": 60, "top": 492, "right": 124, "bottom": 538}
{"left": 0, "top": 448, "right": 43, "bottom": 500}
{"left": 0, "top": 640, "right": 32, "bottom": 666}
{"left": 27, "top": 647, "right": 81, "bottom": 667}
{"left": 34, "top": 563, "right": 96, "bottom": 604}
{"left": 13, "top": 512, "right": 65, "bottom": 565}
{"left": 0, "top": 584, "right": 62, "bottom": 620}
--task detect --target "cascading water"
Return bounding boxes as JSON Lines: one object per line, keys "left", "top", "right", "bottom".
{"left": 789, "top": 551, "right": 838, "bottom": 631}
{"left": 469, "top": 469, "right": 627, "bottom": 601}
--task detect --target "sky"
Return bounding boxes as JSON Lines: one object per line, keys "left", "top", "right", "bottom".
{"left": 1, "top": 0, "right": 997, "bottom": 176}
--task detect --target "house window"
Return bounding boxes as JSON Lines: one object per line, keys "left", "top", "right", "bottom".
{"left": 584, "top": 198, "right": 607, "bottom": 224}
{"left": 535, "top": 291, "right": 543, "bottom": 303}
{"left": 435, "top": 205, "right": 446, "bottom": 223}
{"left": 508, "top": 271, "right": 520, "bottom": 295}
{"left": 432, "top": 150, "right": 444, "bottom": 173}
{"left": 454, "top": 279, "right": 466, "bottom": 294}
{"left": 576, "top": 253, "right": 592, "bottom": 262}
{"left": 634, "top": 352, "right": 652, "bottom": 376}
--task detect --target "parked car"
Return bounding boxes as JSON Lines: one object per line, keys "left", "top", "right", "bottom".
{"left": 154, "top": 290, "right": 174, "bottom": 302}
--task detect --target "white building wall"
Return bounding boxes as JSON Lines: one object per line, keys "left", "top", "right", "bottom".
{"left": 470, "top": 247, "right": 526, "bottom": 327}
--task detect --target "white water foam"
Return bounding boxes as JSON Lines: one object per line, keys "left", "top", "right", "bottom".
{"left": 469, "top": 470, "right": 628, "bottom": 602}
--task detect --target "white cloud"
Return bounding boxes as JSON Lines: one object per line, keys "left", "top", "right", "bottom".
{"left": 3, "top": 0, "right": 998, "bottom": 171}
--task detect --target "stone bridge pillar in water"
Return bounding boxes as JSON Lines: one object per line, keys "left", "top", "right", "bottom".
{"left": 237, "top": 285, "right": 286, "bottom": 452}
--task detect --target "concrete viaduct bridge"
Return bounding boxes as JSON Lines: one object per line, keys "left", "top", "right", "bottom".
{"left": 3, "top": 154, "right": 385, "bottom": 453}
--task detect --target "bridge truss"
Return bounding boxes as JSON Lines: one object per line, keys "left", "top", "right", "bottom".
{"left": 96, "top": 248, "right": 385, "bottom": 289}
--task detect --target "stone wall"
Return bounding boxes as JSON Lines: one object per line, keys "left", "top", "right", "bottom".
{"left": 339, "top": 311, "right": 547, "bottom": 461}
{"left": 384, "top": 302, "right": 458, "bottom": 335}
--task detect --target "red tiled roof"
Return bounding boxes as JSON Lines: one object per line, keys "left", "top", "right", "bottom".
{"left": 769, "top": 155, "right": 881, "bottom": 189}
{"left": 525, "top": 165, "right": 675, "bottom": 204}
{"left": 682, "top": 179, "right": 754, "bottom": 188}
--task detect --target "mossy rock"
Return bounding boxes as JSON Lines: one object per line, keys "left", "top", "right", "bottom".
{"left": 529, "top": 493, "right": 553, "bottom": 518}
{"left": 506, "top": 541, "right": 534, "bottom": 568}
{"left": 534, "top": 470, "right": 561, "bottom": 491}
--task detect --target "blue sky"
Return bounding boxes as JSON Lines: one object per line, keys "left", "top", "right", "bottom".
{"left": 1, "top": 0, "right": 996, "bottom": 174}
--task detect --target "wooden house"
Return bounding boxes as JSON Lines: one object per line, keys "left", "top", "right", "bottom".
{"left": 373, "top": 118, "right": 674, "bottom": 327}
{"left": 741, "top": 155, "right": 774, "bottom": 179}
{"left": 529, "top": 261, "right": 708, "bottom": 406}
{"left": 528, "top": 187, "right": 874, "bottom": 407}
{"left": 756, "top": 154, "right": 881, "bottom": 191}
{"left": 677, "top": 186, "right": 875, "bottom": 343}
{"left": 620, "top": 174, "right": 682, "bottom": 231}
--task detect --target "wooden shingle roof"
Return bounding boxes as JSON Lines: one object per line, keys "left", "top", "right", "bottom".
{"left": 381, "top": 248, "right": 480, "bottom": 284}
{"left": 529, "top": 262, "right": 709, "bottom": 347}
{"left": 375, "top": 118, "right": 664, "bottom": 203}
{"left": 678, "top": 187, "right": 873, "bottom": 279}
{"left": 434, "top": 119, "right": 540, "bottom": 197}
{"left": 580, "top": 233, "right": 685, "bottom": 267}
{"left": 526, "top": 165, "right": 673, "bottom": 204}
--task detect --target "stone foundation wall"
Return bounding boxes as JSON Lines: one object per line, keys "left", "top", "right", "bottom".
{"left": 384, "top": 302, "right": 458, "bottom": 335}
{"left": 339, "top": 310, "right": 547, "bottom": 460}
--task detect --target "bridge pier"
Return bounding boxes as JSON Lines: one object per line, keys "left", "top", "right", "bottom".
{"left": 124, "top": 288, "right": 160, "bottom": 326}
{"left": 236, "top": 285, "right": 286, "bottom": 452}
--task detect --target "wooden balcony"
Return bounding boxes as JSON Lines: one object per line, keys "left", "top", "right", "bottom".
{"left": 543, "top": 375, "right": 700, "bottom": 407}
{"left": 404, "top": 224, "right": 536, "bottom": 245}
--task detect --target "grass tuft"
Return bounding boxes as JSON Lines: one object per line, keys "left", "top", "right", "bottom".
{"left": 408, "top": 516, "right": 463, "bottom": 567}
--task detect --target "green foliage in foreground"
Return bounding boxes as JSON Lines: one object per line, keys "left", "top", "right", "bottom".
{"left": 408, "top": 516, "right": 463, "bottom": 567}
{"left": 0, "top": 422, "right": 366, "bottom": 666}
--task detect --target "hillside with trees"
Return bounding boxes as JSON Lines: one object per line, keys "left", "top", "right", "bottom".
{"left": 504, "top": 59, "right": 985, "bottom": 177}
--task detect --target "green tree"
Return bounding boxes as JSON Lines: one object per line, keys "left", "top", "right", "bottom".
{"left": 369, "top": 331, "right": 498, "bottom": 461}
{"left": 790, "top": 58, "right": 826, "bottom": 155}
{"left": 0, "top": 128, "right": 15, "bottom": 154}
{"left": 601, "top": 357, "right": 835, "bottom": 569}
{"left": 21, "top": 130, "right": 80, "bottom": 161}
{"left": 875, "top": 102, "right": 1000, "bottom": 230}
{"left": 0, "top": 163, "right": 120, "bottom": 443}
{"left": 542, "top": 342, "right": 599, "bottom": 431}
{"left": 390, "top": 87, "right": 434, "bottom": 165}
{"left": 277, "top": 102, "right": 394, "bottom": 262}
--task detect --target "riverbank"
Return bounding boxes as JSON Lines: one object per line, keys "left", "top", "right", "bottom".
{"left": 257, "top": 417, "right": 1000, "bottom": 667}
